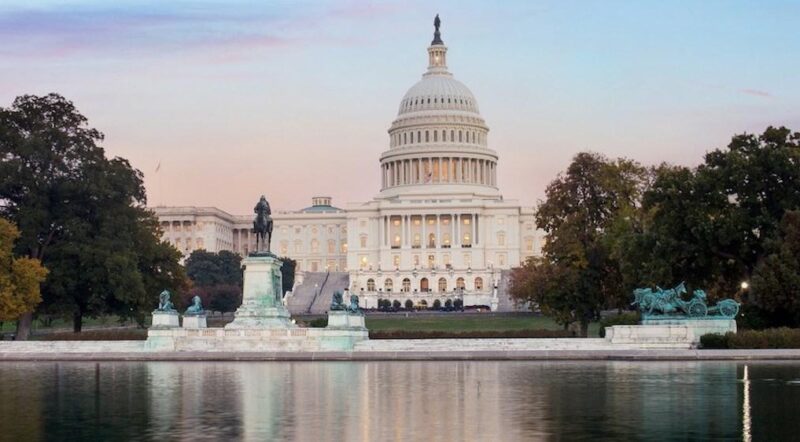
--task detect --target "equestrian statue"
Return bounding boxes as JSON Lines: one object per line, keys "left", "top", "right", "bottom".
{"left": 253, "top": 195, "right": 273, "bottom": 254}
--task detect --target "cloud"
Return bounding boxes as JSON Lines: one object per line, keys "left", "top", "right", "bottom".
{"left": 739, "top": 88, "right": 772, "bottom": 98}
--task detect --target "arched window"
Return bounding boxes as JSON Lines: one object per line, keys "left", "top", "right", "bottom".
{"left": 428, "top": 233, "right": 436, "bottom": 248}
{"left": 475, "top": 277, "right": 484, "bottom": 290}
{"left": 367, "top": 279, "right": 375, "bottom": 291}
{"left": 497, "top": 231, "right": 506, "bottom": 246}
{"left": 456, "top": 277, "right": 466, "bottom": 290}
{"left": 402, "top": 278, "right": 411, "bottom": 292}
{"left": 438, "top": 277, "right": 447, "bottom": 292}
{"left": 384, "top": 278, "right": 393, "bottom": 292}
{"left": 420, "top": 277, "right": 429, "bottom": 292}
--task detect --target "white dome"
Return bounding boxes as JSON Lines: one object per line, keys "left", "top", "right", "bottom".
{"left": 398, "top": 75, "right": 480, "bottom": 115}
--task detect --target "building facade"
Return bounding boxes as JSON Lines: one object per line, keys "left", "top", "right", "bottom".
{"left": 152, "top": 22, "right": 543, "bottom": 309}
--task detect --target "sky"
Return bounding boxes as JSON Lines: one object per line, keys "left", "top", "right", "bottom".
{"left": 1, "top": 0, "right": 798, "bottom": 214}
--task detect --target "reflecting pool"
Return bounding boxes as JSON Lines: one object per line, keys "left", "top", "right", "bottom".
{"left": 0, "top": 361, "right": 799, "bottom": 441}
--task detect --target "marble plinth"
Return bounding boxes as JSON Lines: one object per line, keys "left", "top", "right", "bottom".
{"left": 605, "top": 319, "right": 737, "bottom": 348}
{"left": 183, "top": 315, "right": 207, "bottom": 329}
{"left": 327, "top": 311, "right": 366, "bottom": 330}
{"left": 146, "top": 327, "right": 368, "bottom": 352}
{"left": 226, "top": 254, "right": 295, "bottom": 329}
{"left": 151, "top": 311, "right": 179, "bottom": 328}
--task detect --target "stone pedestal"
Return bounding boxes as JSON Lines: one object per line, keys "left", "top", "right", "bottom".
{"left": 183, "top": 315, "right": 207, "bottom": 329}
{"left": 605, "top": 319, "right": 737, "bottom": 348}
{"left": 327, "top": 311, "right": 366, "bottom": 330}
{"left": 151, "top": 311, "right": 179, "bottom": 328}
{"left": 226, "top": 254, "right": 295, "bottom": 329}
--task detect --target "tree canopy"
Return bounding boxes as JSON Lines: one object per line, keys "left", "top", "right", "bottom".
{"left": 0, "top": 94, "right": 187, "bottom": 336}
{"left": 511, "top": 126, "right": 800, "bottom": 332}
{"left": 0, "top": 218, "right": 48, "bottom": 321}
{"left": 510, "top": 152, "right": 648, "bottom": 335}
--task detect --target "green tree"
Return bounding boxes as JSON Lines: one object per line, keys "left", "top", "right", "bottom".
{"left": 185, "top": 250, "right": 243, "bottom": 287}
{"left": 627, "top": 127, "right": 800, "bottom": 300}
{"left": 750, "top": 211, "right": 800, "bottom": 326}
{"left": 510, "top": 152, "right": 647, "bottom": 336}
{"left": 279, "top": 256, "right": 296, "bottom": 296}
{"left": 0, "top": 94, "right": 187, "bottom": 336}
{"left": 0, "top": 218, "right": 48, "bottom": 321}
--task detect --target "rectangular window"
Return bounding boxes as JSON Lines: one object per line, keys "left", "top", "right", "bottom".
{"left": 393, "top": 255, "right": 400, "bottom": 267}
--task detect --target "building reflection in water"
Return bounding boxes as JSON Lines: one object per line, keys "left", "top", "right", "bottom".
{"left": 2, "top": 361, "right": 800, "bottom": 440}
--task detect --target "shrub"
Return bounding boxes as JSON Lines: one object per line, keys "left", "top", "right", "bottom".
{"left": 404, "top": 299, "right": 414, "bottom": 310}
{"left": 307, "top": 317, "right": 328, "bottom": 328}
{"left": 453, "top": 299, "right": 463, "bottom": 309}
{"left": 700, "top": 328, "right": 800, "bottom": 349}
{"left": 700, "top": 332, "right": 731, "bottom": 349}
{"left": 433, "top": 299, "right": 442, "bottom": 310}
{"left": 392, "top": 300, "right": 401, "bottom": 309}
{"left": 598, "top": 312, "right": 640, "bottom": 337}
{"left": 444, "top": 299, "right": 453, "bottom": 308}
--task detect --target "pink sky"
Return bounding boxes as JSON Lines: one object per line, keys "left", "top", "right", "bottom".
{"left": 2, "top": 1, "right": 798, "bottom": 214}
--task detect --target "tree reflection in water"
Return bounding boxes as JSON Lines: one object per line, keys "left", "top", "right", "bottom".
{"left": 0, "top": 361, "right": 799, "bottom": 440}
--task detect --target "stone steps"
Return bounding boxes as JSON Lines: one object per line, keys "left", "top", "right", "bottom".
{"left": 353, "top": 338, "right": 643, "bottom": 352}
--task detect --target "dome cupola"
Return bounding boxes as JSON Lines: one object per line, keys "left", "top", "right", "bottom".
{"left": 378, "top": 16, "right": 499, "bottom": 200}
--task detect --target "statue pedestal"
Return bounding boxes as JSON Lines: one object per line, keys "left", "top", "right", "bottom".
{"left": 151, "top": 311, "right": 179, "bottom": 328}
{"left": 226, "top": 254, "right": 295, "bottom": 329}
{"left": 327, "top": 311, "right": 366, "bottom": 330}
{"left": 606, "top": 319, "right": 737, "bottom": 348}
{"left": 183, "top": 315, "right": 207, "bottom": 329}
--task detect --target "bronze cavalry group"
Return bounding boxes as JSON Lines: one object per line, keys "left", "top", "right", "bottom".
{"left": 632, "top": 282, "right": 739, "bottom": 319}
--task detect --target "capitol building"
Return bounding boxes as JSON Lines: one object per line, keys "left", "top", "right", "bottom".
{"left": 153, "top": 20, "right": 542, "bottom": 312}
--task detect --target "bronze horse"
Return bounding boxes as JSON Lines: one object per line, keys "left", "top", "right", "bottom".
{"left": 253, "top": 195, "right": 273, "bottom": 253}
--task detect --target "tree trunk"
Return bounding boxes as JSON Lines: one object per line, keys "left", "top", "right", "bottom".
{"left": 580, "top": 320, "right": 589, "bottom": 338}
{"left": 73, "top": 310, "right": 83, "bottom": 333}
{"left": 14, "top": 312, "right": 33, "bottom": 341}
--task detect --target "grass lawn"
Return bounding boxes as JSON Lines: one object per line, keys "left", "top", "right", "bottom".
{"left": 1, "top": 315, "right": 136, "bottom": 333}
{"left": 365, "top": 314, "right": 600, "bottom": 336}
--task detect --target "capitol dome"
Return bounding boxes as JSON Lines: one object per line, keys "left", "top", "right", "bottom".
{"left": 398, "top": 76, "right": 480, "bottom": 116}
{"left": 378, "top": 16, "right": 499, "bottom": 200}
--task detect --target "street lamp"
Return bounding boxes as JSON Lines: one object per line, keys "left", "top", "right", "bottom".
{"left": 740, "top": 281, "right": 749, "bottom": 290}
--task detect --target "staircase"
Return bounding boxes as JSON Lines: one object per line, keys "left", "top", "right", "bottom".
{"left": 307, "top": 272, "right": 350, "bottom": 314}
{"left": 286, "top": 272, "right": 328, "bottom": 315}
{"left": 287, "top": 272, "right": 350, "bottom": 315}
{"left": 495, "top": 270, "right": 527, "bottom": 312}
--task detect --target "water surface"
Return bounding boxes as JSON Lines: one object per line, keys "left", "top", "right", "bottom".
{"left": 0, "top": 361, "right": 798, "bottom": 441}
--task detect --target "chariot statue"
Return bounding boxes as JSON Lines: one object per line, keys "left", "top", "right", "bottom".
{"left": 631, "top": 282, "right": 739, "bottom": 319}
{"left": 185, "top": 295, "right": 204, "bottom": 316}
{"left": 253, "top": 195, "right": 273, "bottom": 254}
{"left": 156, "top": 289, "right": 177, "bottom": 313}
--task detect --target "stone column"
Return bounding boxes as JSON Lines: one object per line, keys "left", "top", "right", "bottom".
{"left": 455, "top": 214, "right": 460, "bottom": 247}
{"left": 421, "top": 214, "right": 426, "bottom": 248}
{"left": 436, "top": 215, "right": 441, "bottom": 249}
{"left": 472, "top": 214, "right": 477, "bottom": 246}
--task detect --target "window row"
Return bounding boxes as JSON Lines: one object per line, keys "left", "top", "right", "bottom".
{"left": 391, "top": 128, "right": 484, "bottom": 147}
{"left": 278, "top": 239, "right": 348, "bottom": 255}
{"left": 383, "top": 157, "right": 496, "bottom": 187}
{"left": 400, "top": 95, "right": 475, "bottom": 113}
{"left": 365, "top": 276, "right": 485, "bottom": 293}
